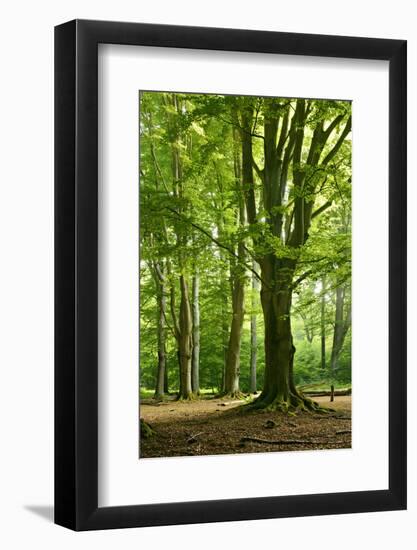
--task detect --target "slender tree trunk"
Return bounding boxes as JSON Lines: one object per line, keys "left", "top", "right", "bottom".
{"left": 150, "top": 261, "right": 167, "bottom": 400}
{"left": 178, "top": 275, "right": 193, "bottom": 399}
{"left": 321, "top": 277, "right": 326, "bottom": 370}
{"left": 163, "top": 362, "right": 169, "bottom": 394}
{"left": 224, "top": 264, "right": 245, "bottom": 396}
{"left": 217, "top": 232, "right": 228, "bottom": 393}
{"left": 250, "top": 263, "right": 259, "bottom": 393}
{"left": 166, "top": 95, "right": 194, "bottom": 400}
{"left": 191, "top": 272, "right": 200, "bottom": 395}
{"left": 214, "top": 180, "right": 229, "bottom": 394}
{"left": 154, "top": 278, "right": 167, "bottom": 399}
{"left": 329, "top": 286, "right": 351, "bottom": 401}
{"left": 301, "top": 312, "right": 313, "bottom": 343}
{"left": 221, "top": 297, "right": 228, "bottom": 392}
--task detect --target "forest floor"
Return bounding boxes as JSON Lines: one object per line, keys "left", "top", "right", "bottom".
{"left": 140, "top": 394, "right": 351, "bottom": 458}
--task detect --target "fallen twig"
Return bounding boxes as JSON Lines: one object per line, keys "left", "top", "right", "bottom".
{"left": 315, "top": 415, "right": 351, "bottom": 420}
{"left": 187, "top": 432, "right": 204, "bottom": 444}
{"left": 240, "top": 436, "right": 310, "bottom": 445}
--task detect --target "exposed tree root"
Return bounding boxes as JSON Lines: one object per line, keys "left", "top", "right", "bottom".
{"left": 140, "top": 418, "right": 156, "bottom": 439}
{"left": 240, "top": 431, "right": 351, "bottom": 446}
{"left": 245, "top": 390, "right": 331, "bottom": 415}
{"left": 218, "top": 390, "right": 246, "bottom": 400}
{"left": 176, "top": 392, "right": 197, "bottom": 401}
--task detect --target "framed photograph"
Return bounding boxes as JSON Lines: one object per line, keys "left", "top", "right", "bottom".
{"left": 55, "top": 19, "right": 406, "bottom": 531}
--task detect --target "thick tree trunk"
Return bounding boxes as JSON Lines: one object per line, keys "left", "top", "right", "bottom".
{"left": 253, "top": 258, "right": 320, "bottom": 412}
{"left": 259, "top": 291, "right": 291, "bottom": 403}
{"left": 253, "top": 258, "right": 292, "bottom": 408}
{"left": 191, "top": 273, "right": 200, "bottom": 395}
{"left": 250, "top": 265, "right": 259, "bottom": 393}
{"left": 178, "top": 275, "right": 193, "bottom": 399}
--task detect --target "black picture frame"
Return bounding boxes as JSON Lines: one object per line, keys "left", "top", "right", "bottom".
{"left": 55, "top": 19, "right": 407, "bottom": 531}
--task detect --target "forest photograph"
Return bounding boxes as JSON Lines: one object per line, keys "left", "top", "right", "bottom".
{"left": 139, "top": 90, "right": 352, "bottom": 458}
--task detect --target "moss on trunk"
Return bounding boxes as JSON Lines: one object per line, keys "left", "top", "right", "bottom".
{"left": 140, "top": 419, "right": 156, "bottom": 439}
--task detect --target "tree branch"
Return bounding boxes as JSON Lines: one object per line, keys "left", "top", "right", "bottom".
{"left": 252, "top": 158, "right": 264, "bottom": 181}
{"left": 150, "top": 143, "right": 170, "bottom": 195}
{"left": 291, "top": 269, "right": 314, "bottom": 289}
{"left": 322, "top": 114, "right": 345, "bottom": 142}
{"left": 311, "top": 199, "right": 333, "bottom": 219}
{"left": 276, "top": 109, "right": 290, "bottom": 158}
{"left": 321, "top": 116, "right": 352, "bottom": 166}
{"left": 164, "top": 206, "right": 268, "bottom": 287}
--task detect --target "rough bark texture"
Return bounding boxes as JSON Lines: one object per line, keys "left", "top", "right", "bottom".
{"left": 191, "top": 273, "right": 200, "bottom": 395}
{"left": 252, "top": 257, "right": 312, "bottom": 411}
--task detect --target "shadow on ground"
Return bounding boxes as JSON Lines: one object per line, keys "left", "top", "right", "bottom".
{"left": 24, "top": 505, "right": 54, "bottom": 523}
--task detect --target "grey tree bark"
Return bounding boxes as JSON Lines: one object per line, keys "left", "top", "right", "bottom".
{"left": 191, "top": 272, "right": 200, "bottom": 394}
{"left": 224, "top": 254, "right": 245, "bottom": 396}
{"left": 165, "top": 93, "right": 194, "bottom": 400}
{"left": 329, "top": 285, "right": 351, "bottom": 401}
{"left": 223, "top": 126, "right": 246, "bottom": 397}
{"left": 155, "top": 270, "right": 167, "bottom": 399}
{"left": 178, "top": 275, "right": 193, "bottom": 399}
{"left": 321, "top": 277, "right": 326, "bottom": 370}
{"left": 250, "top": 262, "right": 259, "bottom": 393}
{"left": 150, "top": 261, "right": 167, "bottom": 400}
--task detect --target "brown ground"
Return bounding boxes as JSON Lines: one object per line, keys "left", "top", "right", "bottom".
{"left": 140, "top": 394, "right": 351, "bottom": 458}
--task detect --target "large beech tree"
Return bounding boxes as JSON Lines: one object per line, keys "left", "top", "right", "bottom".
{"left": 236, "top": 97, "right": 351, "bottom": 411}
